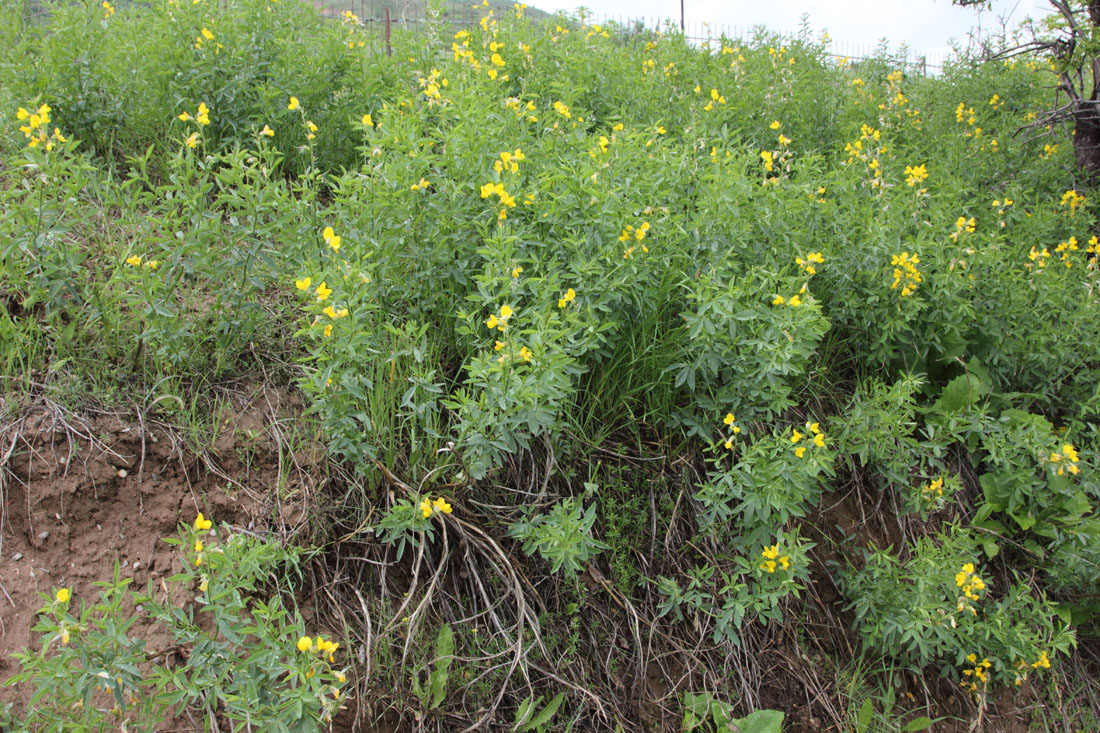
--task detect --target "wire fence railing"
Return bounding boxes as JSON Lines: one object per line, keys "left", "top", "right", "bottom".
{"left": 19, "top": 0, "right": 951, "bottom": 75}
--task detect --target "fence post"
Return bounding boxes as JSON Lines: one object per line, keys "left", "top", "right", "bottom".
{"left": 384, "top": 6, "right": 392, "bottom": 57}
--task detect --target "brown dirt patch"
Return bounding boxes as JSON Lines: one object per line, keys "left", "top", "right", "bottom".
{"left": 0, "top": 388, "right": 318, "bottom": 720}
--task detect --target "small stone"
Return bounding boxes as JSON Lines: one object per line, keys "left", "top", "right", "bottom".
{"left": 37, "top": 531, "right": 50, "bottom": 540}
{"left": 117, "top": 469, "right": 128, "bottom": 478}
{"left": 133, "top": 561, "right": 141, "bottom": 571}
{"left": 11, "top": 553, "right": 23, "bottom": 561}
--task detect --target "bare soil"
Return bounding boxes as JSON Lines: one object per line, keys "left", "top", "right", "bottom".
{"left": 0, "top": 387, "right": 317, "bottom": 722}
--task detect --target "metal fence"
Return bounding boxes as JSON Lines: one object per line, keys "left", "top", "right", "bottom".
{"left": 19, "top": 0, "right": 950, "bottom": 74}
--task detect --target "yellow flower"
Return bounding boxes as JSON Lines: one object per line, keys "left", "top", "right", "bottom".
{"left": 791, "top": 430, "right": 803, "bottom": 444}
{"left": 499, "top": 304, "right": 513, "bottom": 319}
{"left": 788, "top": 295, "right": 802, "bottom": 307}
{"left": 199, "top": 577, "right": 208, "bottom": 593}
{"left": 125, "top": 255, "right": 142, "bottom": 267}
{"left": 432, "top": 497, "right": 452, "bottom": 514}
{"left": 201, "top": 27, "right": 214, "bottom": 41}
{"left": 194, "top": 539, "right": 203, "bottom": 553}
{"left": 519, "top": 345, "right": 533, "bottom": 362}
{"left": 486, "top": 313, "right": 499, "bottom": 329}
{"left": 795, "top": 446, "right": 806, "bottom": 458}
{"left": 56, "top": 588, "right": 70, "bottom": 603}
{"left": 261, "top": 124, "right": 275, "bottom": 137}
{"left": 185, "top": 132, "right": 200, "bottom": 148}
{"left": 288, "top": 96, "right": 300, "bottom": 111}
{"left": 315, "top": 281, "right": 332, "bottom": 301}
{"left": 420, "top": 498, "right": 433, "bottom": 518}
{"left": 724, "top": 413, "right": 735, "bottom": 425}
{"left": 16, "top": 107, "right": 29, "bottom": 120}
{"left": 361, "top": 113, "right": 374, "bottom": 127}
{"left": 770, "top": 120, "right": 781, "bottom": 130}
{"left": 295, "top": 276, "right": 312, "bottom": 291}
{"left": 494, "top": 340, "right": 505, "bottom": 351}
{"left": 297, "top": 636, "right": 313, "bottom": 652}
{"left": 323, "top": 324, "right": 333, "bottom": 337}
{"left": 512, "top": 266, "right": 523, "bottom": 278}
{"left": 813, "top": 433, "right": 825, "bottom": 448}
{"left": 194, "top": 512, "right": 213, "bottom": 530}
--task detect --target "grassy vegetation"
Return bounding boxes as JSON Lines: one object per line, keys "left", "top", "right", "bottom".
{"left": 2, "top": 0, "right": 1100, "bottom": 729}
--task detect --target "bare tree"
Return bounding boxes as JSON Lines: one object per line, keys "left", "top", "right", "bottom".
{"left": 957, "top": 0, "right": 1100, "bottom": 177}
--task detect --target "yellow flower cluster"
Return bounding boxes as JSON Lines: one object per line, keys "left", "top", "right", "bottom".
{"left": 125, "top": 254, "right": 159, "bottom": 269}
{"left": 619, "top": 220, "right": 651, "bottom": 259}
{"left": 703, "top": 88, "right": 726, "bottom": 112}
{"left": 481, "top": 182, "right": 517, "bottom": 220}
{"left": 16, "top": 104, "right": 67, "bottom": 151}
{"left": 904, "top": 163, "right": 928, "bottom": 187}
{"left": 557, "top": 288, "right": 576, "bottom": 309}
{"left": 960, "top": 653, "right": 991, "bottom": 694}
{"left": 790, "top": 421, "right": 824, "bottom": 458}
{"left": 721, "top": 44, "right": 746, "bottom": 66}
{"left": 178, "top": 103, "right": 210, "bottom": 151}
{"left": 760, "top": 544, "right": 791, "bottom": 573}
{"left": 504, "top": 97, "right": 538, "bottom": 122}
{"left": 194, "top": 26, "right": 222, "bottom": 52}
{"left": 297, "top": 634, "right": 340, "bottom": 662}
{"left": 553, "top": 100, "right": 571, "bottom": 119}
{"left": 721, "top": 412, "right": 741, "bottom": 449}
{"left": 956, "top": 102, "right": 976, "bottom": 126}
{"left": 1041, "top": 143, "right": 1058, "bottom": 159}
{"left": 921, "top": 476, "right": 944, "bottom": 500}
{"left": 796, "top": 252, "right": 824, "bottom": 275}
{"left": 950, "top": 215, "right": 975, "bottom": 242}
{"left": 844, "top": 124, "right": 887, "bottom": 186}
{"left": 890, "top": 252, "right": 921, "bottom": 297}
{"left": 419, "top": 496, "right": 453, "bottom": 518}
{"left": 322, "top": 226, "right": 341, "bottom": 253}
{"left": 771, "top": 285, "right": 806, "bottom": 307}
{"left": 102, "top": 0, "right": 115, "bottom": 17}
{"left": 1061, "top": 189, "right": 1085, "bottom": 215}
{"left": 1049, "top": 443, "right": 1080, "bottom": 476}
{"left": 955, "top": 562, "right": 986, "bottom": 613}
{"left": 486, "top": 304, "right": 513, "bottom": 331}
{"left": 493, "top": 149, "right": 525, "bottom": 174}
{"left": 417, "top": 68, "right": 448, "bottom": 105}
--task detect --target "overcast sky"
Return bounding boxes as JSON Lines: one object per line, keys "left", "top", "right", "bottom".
{"left": 534, "top": 0, "right": 1054, "bottom": 63}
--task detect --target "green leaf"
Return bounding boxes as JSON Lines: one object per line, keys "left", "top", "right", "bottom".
{"left": 931, "top": 373, "right": 986, "bottom": 415}
{"left": 521, "top": 692, "right": 565, "bottom": 731}
{"left": 855, "top": 698, "right": 873, "bottom": 733}
{"left": 903, "top": 717, "right": 935, "bottom": 731}
{"left": 730, "top": 709, "right": 784, "bottom": 733}
{"left": 428, "top": 624, "right": 454, "bottom": 710}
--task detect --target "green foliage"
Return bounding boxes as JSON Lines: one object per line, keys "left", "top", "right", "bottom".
{"left": 5, "top": 520, "right": 346, "bottom": 730}
{"left": 841, "top": 525, "right": 1075, "bottom": 692}
{"left": 508, "top": 497, "right": 609, "bottom": 576}
{"left": 411, "top": 624, "right": 454, "bottom": 712}
{"left": 4, "top": 0, "right": 1100, "bottom": 724}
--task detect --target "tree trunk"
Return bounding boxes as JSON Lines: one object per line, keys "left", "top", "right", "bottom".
{"left": 1074, "top": 100, "right": 1100, "bottom": 180}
